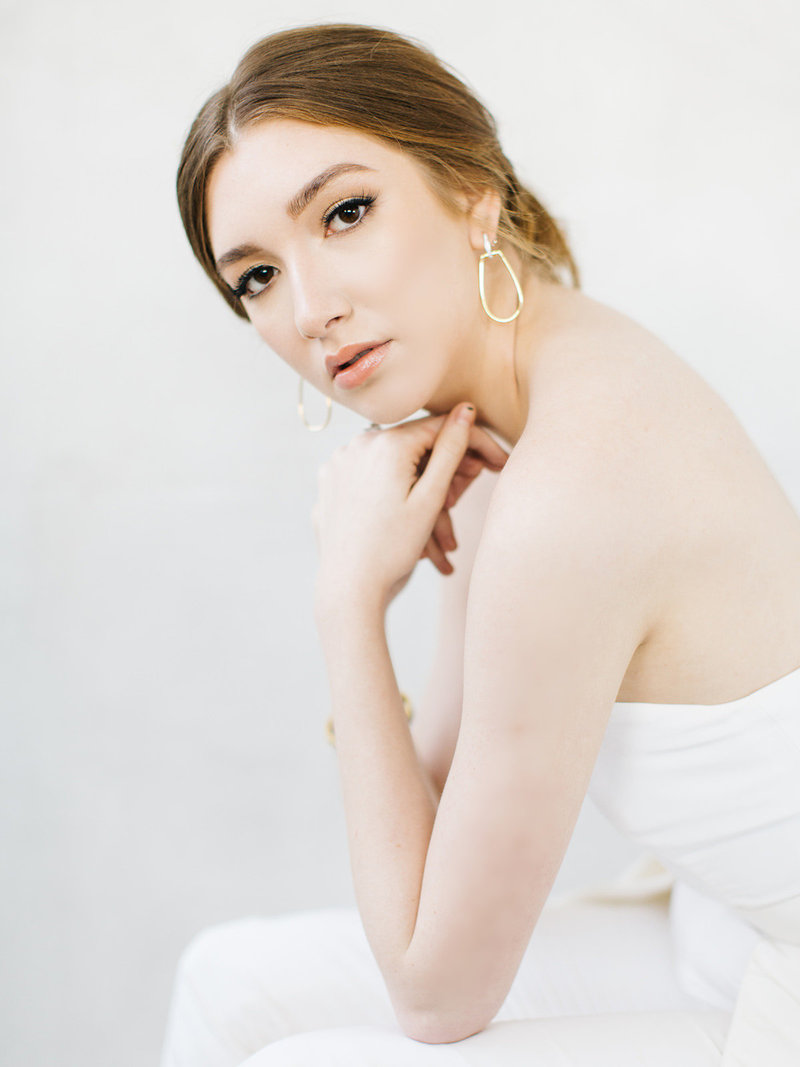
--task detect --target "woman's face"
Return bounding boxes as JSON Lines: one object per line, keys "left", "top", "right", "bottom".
{"left": 207, "top": 120, "right": 493, "bottom": 425}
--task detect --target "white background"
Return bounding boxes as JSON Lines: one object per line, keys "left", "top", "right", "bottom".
{"left": 1, "top": 1, "right": 798, "bottom": 1063}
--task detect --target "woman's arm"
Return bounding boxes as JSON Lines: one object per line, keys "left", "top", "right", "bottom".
{"left": 396, "top": 440, "right": 653, "bottom": 1041}
{"left": 411, "top": 467, "right": 501, "bottom": 800}
{"left": 314, "top": 408, "right": 654, "bottom": 1043}
{"left": 313, "top": 408, "right": 506, "bottom": 979}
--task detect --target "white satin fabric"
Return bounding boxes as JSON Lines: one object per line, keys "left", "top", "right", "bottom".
{"left": 589, "top": 662, "right": 800, "bottom": 1065}
{"left": 161, "top": 665, "right": 800, "bottom": 1065}
{"left": 160, "top": 898, "right": 729, "bottom": 1066}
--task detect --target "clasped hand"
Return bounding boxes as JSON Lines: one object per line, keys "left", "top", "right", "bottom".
{"left": 312, "top": 403, "right": 509, "bottom": 616}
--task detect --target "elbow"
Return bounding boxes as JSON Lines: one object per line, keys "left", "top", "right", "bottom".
{"left": 390, "top": 951, "right": 506, "bottom": 1043}
{"left": 397, "top": 1005, "right": 494, "bottom": 1045}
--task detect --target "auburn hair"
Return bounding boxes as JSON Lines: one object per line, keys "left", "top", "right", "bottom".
{"left": 177, "top": 23, "right": 580, "bottom": 319}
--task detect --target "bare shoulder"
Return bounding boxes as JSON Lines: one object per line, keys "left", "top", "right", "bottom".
{"left": 504, "top": 294, "right": 782, "bottom": 561}
{"left": 483, "top": 330, "right": 678, "bottom": 558}
{"left": 450, "top": 299, "right": 706, "bottom": 575}
{"left": 505, "top": 293, "right": 800, "bottom": 701}
{"left": 518, "top": 299, "right": 740, "bottom": 496}
{"left": 469, "top": 412, "right": 657, "bottom": 683}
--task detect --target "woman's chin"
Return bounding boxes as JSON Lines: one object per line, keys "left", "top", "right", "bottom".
{"left": 356, "top": 394, "right": 433, "bottom": 427}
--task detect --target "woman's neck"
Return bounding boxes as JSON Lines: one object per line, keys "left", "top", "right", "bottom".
{"left": 425, "top": 271, "right": 576, "bottom": 448}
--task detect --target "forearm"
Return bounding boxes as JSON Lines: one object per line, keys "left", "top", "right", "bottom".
{"left": 316, "top": 592, "right": 437, "bottom": 1005}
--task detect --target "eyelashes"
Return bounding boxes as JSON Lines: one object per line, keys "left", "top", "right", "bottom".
{"left": 231, "top": 192, "right": 377, "bottom": 301}
{"left": 322, "top": 193, "right": 376, "bottom": 233}
{"left": 232, "top": 264, "right": 275, "bottom": 301}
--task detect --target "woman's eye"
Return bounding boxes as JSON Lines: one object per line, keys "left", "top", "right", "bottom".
{"left": 324, "top": 196, "right": 374, "bottom": 235}
{"left": 234, "top": 265, "right": 275, "bottom": 300}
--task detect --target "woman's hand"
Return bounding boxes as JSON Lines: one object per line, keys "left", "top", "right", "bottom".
{"left": 312, "top": 403, "right": 508, "bottom": 618}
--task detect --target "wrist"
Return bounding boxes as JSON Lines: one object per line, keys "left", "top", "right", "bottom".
{"left": 314, "top": 577, "right": 389, "bottom": 635}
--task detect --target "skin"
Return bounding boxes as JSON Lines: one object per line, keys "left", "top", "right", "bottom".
{"left": 208, "top": 121, "right": 529, "bottom": 432}
{"left": 207, "top": 119, "right": 800, "bottom": 1043}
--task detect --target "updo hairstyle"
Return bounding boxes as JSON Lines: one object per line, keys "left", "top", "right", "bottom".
{"left": 177, "top": 23, "right": 580, "bottom": 320}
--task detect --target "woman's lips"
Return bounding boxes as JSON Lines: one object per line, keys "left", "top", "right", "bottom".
{"left": 325, "top": 341, "right": 386, "bottom": 378}
{"left": 331, "top": 341, "right": 391, "bottom": 390}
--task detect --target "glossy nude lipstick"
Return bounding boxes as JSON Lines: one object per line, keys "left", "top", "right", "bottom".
{"left": 325, "top": 341, "right": 391, "bottom": 390}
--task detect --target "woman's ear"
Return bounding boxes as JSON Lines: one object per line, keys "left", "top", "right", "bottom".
{"left": 465, "top": 189, "right": 503, "bottom": 252}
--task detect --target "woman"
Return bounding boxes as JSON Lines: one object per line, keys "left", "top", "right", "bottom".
{"left": 162, "top": 23, "right": 800, "bottom": 1066}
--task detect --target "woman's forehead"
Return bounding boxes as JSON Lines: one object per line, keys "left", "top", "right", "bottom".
{"left": 217, "top": 120, "right": 411, "bottom": 193}
{"left": 206, "top": 119, "right": 426, "bottom": 250}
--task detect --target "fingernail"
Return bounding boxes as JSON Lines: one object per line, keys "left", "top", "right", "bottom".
{"left": 457, "top": 404, "right": 475, "bottom": 425}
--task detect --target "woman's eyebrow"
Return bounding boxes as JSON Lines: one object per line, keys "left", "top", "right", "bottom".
{"left": 215, "top": 162, "right": 377, "bottom": 274}
{"left": 286, "top": 162, "right": 376, "bottom": 219}
{"left": 216, "top": 242, "right": 264, "bottom": 272}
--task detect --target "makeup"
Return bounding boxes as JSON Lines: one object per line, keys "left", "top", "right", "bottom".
{"left": 333, "top": 341, "right": 391, "bottom": 390}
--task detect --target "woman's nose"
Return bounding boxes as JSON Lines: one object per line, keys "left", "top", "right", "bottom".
{"left": 291, "top": 262, "right": 349, "bottom": 340}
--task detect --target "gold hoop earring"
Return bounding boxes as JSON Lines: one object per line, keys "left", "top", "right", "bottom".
{"left": 478, "top": 234, "right": 524, "bottom": 323}
{"left": 297, "top": 377, "right": 332, "bottom": 432}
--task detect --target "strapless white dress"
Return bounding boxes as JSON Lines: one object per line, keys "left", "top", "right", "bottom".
{"left": 587, "top": 662, "right": 800, "bottom": 1065}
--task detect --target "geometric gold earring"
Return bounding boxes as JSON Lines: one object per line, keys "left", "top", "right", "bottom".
{"left": 297, "top": 377, "right": 332, "bottom": 432}
{"left": 478, "top": 233, "right": 524, "bottom": 323}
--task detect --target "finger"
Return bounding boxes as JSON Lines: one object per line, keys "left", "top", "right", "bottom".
{"left": 421, "top": 446, "right": 483, "bottom": 486}
{"left": 392, "top": 410, "right": 509, "bottom": 474}
{"left": 445, "top": 470, "right": 480, "bottom": 510}
{"left": 424, "top": 532, "right": 454, "bottom": 575}
{"left": 466, "top": 426, "right": 509, "bottom": 469}
{"left": 410, "top": 403, "right": 477, "bottom": 507}
{"left": 444, "top": 452, "right": 486, "bottom": 508}
{"left": 456, "top": 453, "right": 485, "bottom": 476}
{"left": 432, "top": 509, "right": 457, "bottom": 553}
{"left": 413, "top": 401, "right": 475, "bottom": 488}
